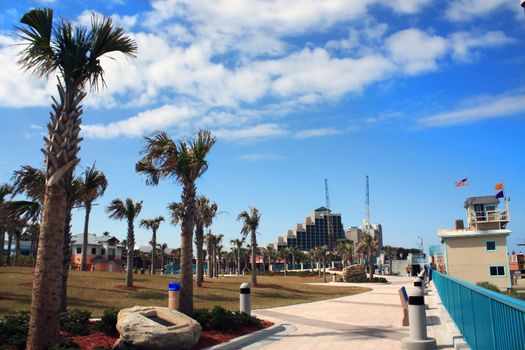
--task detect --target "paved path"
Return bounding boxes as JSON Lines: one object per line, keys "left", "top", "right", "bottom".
{"left": 250, "top": 276, "right": 450, "bottom": 350}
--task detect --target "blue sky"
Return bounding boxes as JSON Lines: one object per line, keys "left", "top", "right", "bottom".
{"left": 1, "top": 0, "right": 524, "bottom": 254}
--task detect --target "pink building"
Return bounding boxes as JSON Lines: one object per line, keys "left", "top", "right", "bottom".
{"left": 70, "top": 233, "right": 124, "bottom": 272}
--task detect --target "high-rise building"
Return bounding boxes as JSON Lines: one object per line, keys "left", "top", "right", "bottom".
{"left": 275, "top": 207, "right": 345, "bottom": 251}
{"left": 345, "top": 223, "right": 383, "bottom": 251}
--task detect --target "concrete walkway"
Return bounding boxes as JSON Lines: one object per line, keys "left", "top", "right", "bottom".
{"left": 249, "top": 276, "right": 452, "bottom": 350}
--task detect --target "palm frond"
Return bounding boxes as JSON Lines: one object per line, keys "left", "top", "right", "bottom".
{"left": 16, "top": 8, "right": 55, "bottom": 78}
{"left": 12, "top": 165, "right": 45, "bottom": 203}
{"left": 168, "top": 201, "right": 184, "bottom": 225}
{"left": 106, "top": 198, "right": 126, "bottom": 220}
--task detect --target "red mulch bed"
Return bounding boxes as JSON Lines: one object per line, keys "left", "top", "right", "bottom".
{"left": 63, "top": 318, "right": 273, "bottom": 350}
{"left": 115, "top": 284, "right": 146, "bottom": 291}
{"left": 191, "top": 320, "right": 274, "bottom": 350}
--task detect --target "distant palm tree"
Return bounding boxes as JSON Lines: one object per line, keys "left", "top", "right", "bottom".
{"left": 16, "top": 9, "right": 137, "bottom": 349}
{"left": 336, "top": 239, "right": 354, "bottom": 267}
{"left": 231, "top": 238, "right": 245, "bottom": 275}
{"left": 266, "top": 244, "right": 276, "bottom": 272}
{"left": 237, "top": 207, "right": 261, "bottom": 286}
{"left": 318, "top": 245, "right": 328, "bottom": 283}
{"left": 206, "top": 231, "right": 215, "bottom": 278}
{"left": 288, "top": 246, "right": 300, "bottom": 270}
{"left": 137, "top": 130, "right": 216, "bottom": 316}
{"left": 77, "top": 164, "right": 108, "bottom": 271}
{"left": 106, "top": 198, "right": 142, "bottom": 287}
{"left": 140, "top": 216, "right": 165, "bottom": 274}
{"left": 356, "top": 234, "right": 379, "bottom": 278}
{"left": 157, "top": 242, "right": 168, "bottom": 271}
{"left": 195, "top": 196, "right": 217, "bottom": 286}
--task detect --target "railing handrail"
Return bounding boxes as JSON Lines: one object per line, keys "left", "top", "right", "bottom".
{"left": 434, "top": 271, "right": 525, "bottom": 312}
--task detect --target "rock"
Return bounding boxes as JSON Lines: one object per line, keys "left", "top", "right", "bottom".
{"left": 341, "top": 264, "right": 367, "bottom": 282}
{"left": 114, "top": 306, "right": 202, "bottom": 350}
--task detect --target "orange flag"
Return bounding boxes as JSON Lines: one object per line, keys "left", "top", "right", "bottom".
{"left": 495, "top": 183, "right": 504, "bottom": 190}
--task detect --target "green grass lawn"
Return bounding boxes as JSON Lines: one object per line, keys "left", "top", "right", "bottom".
{"left": 0, "top": 267, "right": 370, "bottom": 317}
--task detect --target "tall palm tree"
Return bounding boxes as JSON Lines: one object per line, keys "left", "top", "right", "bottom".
{"left": 136, "top": 130, "right": 216, "bottom": 315}
{"left": 157, "top": 242, "right": 168, "bottom": 271}
{"left": 106, "top": 198, "right": 142, "bottom": 287}
{"left": 231, "top": 238, "right": 245, "bottom": 275}
{"left": 195, "top": 196, "right": 218, "bottom": 286}
{"left": 213, "top": 234, "right": 224, "bottom": 277}
{"left": 237, "top": 206, "right": 261, "bottom": 286}
{"left": 356, "top": 234, "right": 379, "bottom": 278}
{"left": 205, "top": 231, "right": 215, "bottom": 278}
{"left": 16, "top": 9, "right": 137, "bottom": 349}
{"left": 78, "top": 164, "right": 108, "bottom": 271}
{"left": 140, "top": 216, "right": 165, "bottom": 274}
{"left": 317, "top": 245, "right": 328, "bottom": 283}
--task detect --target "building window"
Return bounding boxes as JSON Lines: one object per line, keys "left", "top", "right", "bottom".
{"left": 76, "top": 247, "right": 81, "bottom": 254}
{"left": 101, "top": 248, "right": 106, "bottom": 255}
{"left": 485, "top": 241, "right": 496, "bottom": 252}
{"left": 489, "top": 265, "right": 505, "bottom": 277}
{"left": 91, "top": 247, "right": 97, "bottom": 255}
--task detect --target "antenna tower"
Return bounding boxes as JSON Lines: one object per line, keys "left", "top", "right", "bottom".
{"left": 324, "top": 179, "right": 334, "bottom": 251}
{"left": 366, "top": 175, "right": 370, "bottom": 226}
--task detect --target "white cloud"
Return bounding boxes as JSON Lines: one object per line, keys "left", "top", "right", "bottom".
{"left": 81, "top": 104, "right": 201, "bottom": 139}
{"left": 77, "top": 10, "right": 138, "bottom": 31}
{"left": 446, "top": 0, "right": 516, "bottom": 22}
{"left": 386, "top": 29, "right": 448, "bottom": 74}
{"left": 213, "top": 124, "right": 287, "bottom": 140}
{"left": 418, "top": 94, "right": 525, "bottom": 127}
{"left": 450, "top": 31, "right": 514, "bottom": 62}
{"left": 294, "top": 127, "right": 340, "bottom": 139}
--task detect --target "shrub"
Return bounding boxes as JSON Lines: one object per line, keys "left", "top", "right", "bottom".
{"left": 94, "top": 309, "right": 118, "bottom": 336}
{"left": 346, "top": 275, "right": 388, "bottom": 283}
{"left": 192, "top": 306, "right": 261, "bottom": 332}
{"left": 0, "top": 310, "right": 30, "bottom": 350}
{"left": 59, "top": 309, "right": 91, "bottom": 336}
{"left": 476, "top": 281, "right": 501, "bottom": 293}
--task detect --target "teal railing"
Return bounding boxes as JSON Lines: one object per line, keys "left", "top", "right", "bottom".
{"left": 433, "top": 271, "right": 525, "bottom": 350}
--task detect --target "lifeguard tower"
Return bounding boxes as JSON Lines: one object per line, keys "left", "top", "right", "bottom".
{"left": 437, "top": 196, "right": 511, "bottom": 290}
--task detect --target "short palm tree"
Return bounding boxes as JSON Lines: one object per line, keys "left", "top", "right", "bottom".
{"left": 78, "top": 164, "right": 108, "bottom": 271}
{"left": 136, "top": 130, "right": 216, "bottom": 315}
{"left": 106, "top": 198, "right": 142, "bottom": 287}
{"left": 356, "top": 234, "right": 379, "bottom": 278}
{"left": 140, "top": 216, "right": 165, "bottom": 274}
{"left": 231, "top": 238, "right": 245, "bottom": 275}
{"left": 317, "top": 245, "right": 328, "bottom": 283}
{"left": 195, "top": 196, "right": 218, "bottom": 286}
{"left": 237, "top": 206, "right": 261, "bottom": 286}
{"left": 16, "top": 8, "right": 137, "bottom": 348}
{"left": 157, "top": 242, "right": 168, "bottom": 271}
{"left": 336, "top": 239, "right": 354, "bottom": 267}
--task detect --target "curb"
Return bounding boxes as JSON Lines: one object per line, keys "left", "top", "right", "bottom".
{"left": 430, "top": 282, "right": 470, "bottom": 350}
{"left": 204, "top": 323, "right": 286, "bottom": 350}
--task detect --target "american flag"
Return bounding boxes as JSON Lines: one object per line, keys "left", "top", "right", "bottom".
{"left": 455, "top": 178, "right": 468, "bottom": 187}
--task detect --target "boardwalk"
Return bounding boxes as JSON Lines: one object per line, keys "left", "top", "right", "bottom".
{"left": 250, "top": 276, "right": 449, "bottom": 350}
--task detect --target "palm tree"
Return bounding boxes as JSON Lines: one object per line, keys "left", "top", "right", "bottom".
{"left": 356, "top": 234, "right": 379, "bottom": 278}
{"left": 195, "top": 196, "right": 218, "bottom": 286}
{"left": 213, "top": 234, "right": 224, "bottom": 277}
{"left": 16, "top": 9, "right": 137, "bottom": 348}
{"left": 106, "top": 198, "right": 142, "bottom": 287}
{"left": 205, "top": 231, "right": 215, "bottom": 278}
{"left": 317, "top": 245, "right": 328, "bottom": 283}
{"left": 136, "top": 130, "right": 216, "bottom": 315}
{"left": 231, "top": 238, "right": 245, "bottom": 275}
{"left": 288, "top": 246, "right": 300, "bottom": 271}
{"left": 237, "top": 206, "right": 261, "bottom": 286}
{"left": 265, "top": 244, "right": 276, "bottom": 272}
{"left": 157, "top": 242, "right": 168, "bottom": 271}
{"left": 336, "top": 239, "right": 354, "bottom": 267}
{"left": 78, "top": 164, "right": 108, "bottom": 271}
{"left": 140, "top": 216, "right": 165, "bottom": 274}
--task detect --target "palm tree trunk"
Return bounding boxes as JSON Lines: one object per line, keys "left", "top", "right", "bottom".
{"left": 251, "top": 233, "right": 257, "bottom": 286}
{"left": 237, "top": 249, "right": 240, "bottom": 276}
{"left": 0, "top": 228, "right": 5, "bottom": 266}
{"left": 81, "top": 204, "right": 91, "bottom": 271}
{"left": 179, "top": 183, "right": 196, "bottom": 315}
{"left": 6, "top": 231, "right": 12, "bottom": 265}
{"left": 195, "top": 225, "right": 204, "bottom": 286}
{"left": 151, "top": 229, "right": 156, "bottom": 275}
{"left": 207, "top": 241, "right": 213, "bottom": 278}
{"left": 61, "top": 200, "right": 73, "bottom": 313}
{"left": 14, "top": 232, "right": 20, "bottom": 266}
{"left": 322, "top": 257, "right": 327, "bottom": 283}
{"left": 126, "top": 220, "right": 134, "bottom": 287}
